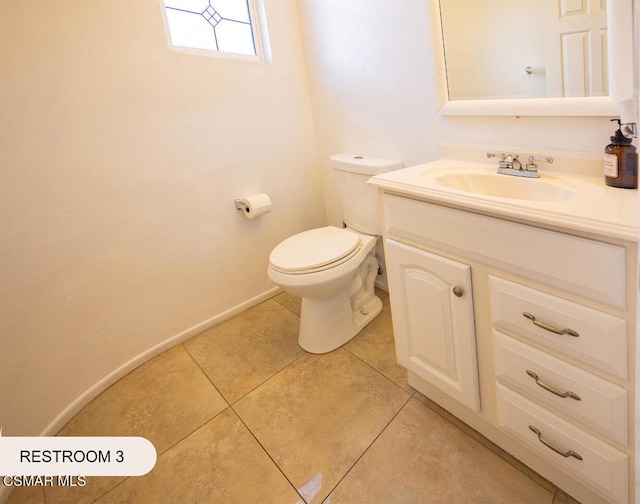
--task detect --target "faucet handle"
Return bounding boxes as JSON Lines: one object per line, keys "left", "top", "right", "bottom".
{"left": 488, "top": 152, "right": 510, "bottom": 169}
{"left": 526, "top": 155, "right": 553, "bottom": 172}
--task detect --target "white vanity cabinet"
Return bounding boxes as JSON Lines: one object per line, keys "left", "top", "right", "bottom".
{"left": 379, "top": 192, "right": 636, "bottom": 504}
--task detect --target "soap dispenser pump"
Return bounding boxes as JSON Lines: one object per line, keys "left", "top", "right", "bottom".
{"left": 604, "top": 119, "right": 637, "bottom": 189}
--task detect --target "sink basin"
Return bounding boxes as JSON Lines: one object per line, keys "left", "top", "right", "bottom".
{"left": 432, "top": 171, "right": 579, "bottom": 201}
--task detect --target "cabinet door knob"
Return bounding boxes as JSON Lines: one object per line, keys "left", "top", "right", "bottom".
{"left": 452, "top": 286, "right": 464, "bottom": 297}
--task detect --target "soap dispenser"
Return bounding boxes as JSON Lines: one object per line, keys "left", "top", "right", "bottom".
{"left": 604, "top": 119, "right": 638, "bottom": 189}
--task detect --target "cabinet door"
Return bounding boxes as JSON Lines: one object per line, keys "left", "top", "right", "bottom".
{"left": 386, "top": 239, "right": 480, "bottom": 411}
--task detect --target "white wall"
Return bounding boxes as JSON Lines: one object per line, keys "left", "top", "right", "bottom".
{"left": 0, "top": 0, "right": 326, "bottom": 436}
{"left": 297, "top": 0, "right": 439, "bottom": 226}
{"left": 297, "top": 0, "right": 631, "bottom": 227}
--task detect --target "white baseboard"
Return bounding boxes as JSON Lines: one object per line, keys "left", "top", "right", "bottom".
{"left": 40, "top": 286, "right": 281, "bottom": 439}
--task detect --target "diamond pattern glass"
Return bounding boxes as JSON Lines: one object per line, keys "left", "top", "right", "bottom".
{"left": 163, "top": 0, "right": 256, "bottom": 56}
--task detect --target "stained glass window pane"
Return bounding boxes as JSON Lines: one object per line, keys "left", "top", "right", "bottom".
{"left": 210, "top": 0, "right": 250, "bottom": 23}
{"left": 164, "top": 9, "right": 217, "bottom": 51}
{"left": 216, "top": 20, "right": 255, "bottom": 55}
{"left": 163, "top": 0, "right": 257, "bottom": 57}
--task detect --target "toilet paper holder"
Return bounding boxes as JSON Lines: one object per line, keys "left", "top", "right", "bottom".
{"left": 234, "top": 199, "right": 249, "bottom": 213}
{"left": 235, "top": 193, "right": 272, "bottom": 219}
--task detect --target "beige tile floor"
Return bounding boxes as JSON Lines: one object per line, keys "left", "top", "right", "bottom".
{"left": 7, "top": 291, "right": 579, "bottom": 504}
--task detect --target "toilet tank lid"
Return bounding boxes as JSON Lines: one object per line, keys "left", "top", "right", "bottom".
{"left": 330, "top": 153, "right": 403, "bottom": 176}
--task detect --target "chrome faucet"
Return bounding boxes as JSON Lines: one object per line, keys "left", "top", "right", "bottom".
{"left": 486, "top": 152, "right": 552, "bottom": 178}
{"left": 502, "top": 154, "right": 522, "bottom": 170}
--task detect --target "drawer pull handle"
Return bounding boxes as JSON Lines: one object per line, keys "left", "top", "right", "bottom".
{"left": 522, "top": 312, "right": 579, "bottom": 337}
{"left": 528, "top": 425, "right": 583, "bottom": 460}
{"left": 525, "top": 370, "right": 581, "bottom": 401}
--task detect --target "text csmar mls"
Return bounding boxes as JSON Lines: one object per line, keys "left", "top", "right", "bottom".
{"left": 19, "top": 449, "right": 123, "bottom": 463}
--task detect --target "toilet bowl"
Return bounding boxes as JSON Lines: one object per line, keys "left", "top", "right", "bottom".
{"left": 267, "top": 154, "right": 403, "bottom": 354}
{"left": 268, "top": 226, "right": 382, "bottom": 353}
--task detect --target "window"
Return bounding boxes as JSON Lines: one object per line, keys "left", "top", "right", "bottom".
{"left": 161, "top": 0, "right": 267, "bottom": 60}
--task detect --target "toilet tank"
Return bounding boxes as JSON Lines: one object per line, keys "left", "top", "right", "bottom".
{"left": 331, "top": 153, "right": 403, "bottom": 235}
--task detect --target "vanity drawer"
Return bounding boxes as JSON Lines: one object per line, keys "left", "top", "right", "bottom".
{"left": 382, "top": 194, "right": 626, "bottom": 308}
{"left": 493, "top": 332, "right": 627, "bottom": 444}
{"left": 489, "top": 276, "right": 627, "bottom": 379}
{"left": 497, "top": 384, "right": 628, "bottom": 504}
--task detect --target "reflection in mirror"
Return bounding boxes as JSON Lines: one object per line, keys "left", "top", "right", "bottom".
{"left": 440, "top": 0, "right": 608, "bottom": 101}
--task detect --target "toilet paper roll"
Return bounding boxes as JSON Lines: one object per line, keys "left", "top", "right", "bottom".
{"left": 239, "top": 193, "right": 272, "bottom": 219}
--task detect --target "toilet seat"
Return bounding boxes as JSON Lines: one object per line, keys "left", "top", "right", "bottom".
{"left": 269, "top": 226, "right": 361, "bottom": 274}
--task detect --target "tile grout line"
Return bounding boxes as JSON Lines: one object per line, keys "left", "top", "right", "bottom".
{"left": 228, "top": 352, "right": 308, "bottom": 406}
{"left": 341, "top": 312, "right": 561, "bottom": 501}
{"left": 84, "top": 342, "right": 236, "bottom": 504}
{"left": 177, "top": 299, "right": 311, "bottom": 501}
{"left": 181, "top": 341, "right": 234, "bottom": 404}
{"left": 183, "top": 334, "right": 308, "bottom": 502}
{"left": 89, "top": 478, "right": 127, "bottom": 504}
{"left": 229, "top": 403, "right": 306, "bottom": 503}
{"left": 80, "top": 303, "right": 427, "bottom": 503}
{"left": 180, "top": 297, "right": 306, "bottom": 407}
{"left": 415, "top": 394, "right": 560, "bottom": 499}
{"left": 88, "top": 411, "right": 235, "bottom": 503}
{"left": 342, "top": 338, "right": 559, "bottom": 500}
{"left": 104, "top": 299, "right": 301, "bottom": 503}
{"left": 228, "top": 350, "right": 414, "bottom": 504}
{"left": 321, "top": 392, "right": 415, "bottom": 502}
{"left": 226, "top": 349, "right": 319, "bottom": 503}
{"left": 271, "top": 296, "right": 302, "bottom": 319}
{"left": 342, "top": 343, "right": 417, "bottom": 397}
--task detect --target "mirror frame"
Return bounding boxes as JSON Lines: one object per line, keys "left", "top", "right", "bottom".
{"left": 427, "top": 0, "right": 633, "bottom": 117}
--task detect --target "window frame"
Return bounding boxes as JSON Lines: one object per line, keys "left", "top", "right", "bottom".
{"left": 159, "top": 0, "right": 270, "bottom": 62}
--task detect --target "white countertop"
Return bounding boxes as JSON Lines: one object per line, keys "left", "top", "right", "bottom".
{"left": 368, "top": 159, "right": 639, "bottom": 242}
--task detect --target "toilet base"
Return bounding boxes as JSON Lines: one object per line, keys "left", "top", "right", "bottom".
{"left": 298, "top": 293, "right": 383, "bottom": 354}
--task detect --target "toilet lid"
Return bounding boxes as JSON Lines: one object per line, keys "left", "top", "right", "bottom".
{"left": 270, "top": 226, "right": 361, "bottom": 273}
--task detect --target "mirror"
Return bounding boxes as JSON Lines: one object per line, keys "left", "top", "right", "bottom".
{"left": 441, "top": 0, "right": 608, "bottom": 101}
{"left": 427, "top": 0, "right": 632, "bottom": 116}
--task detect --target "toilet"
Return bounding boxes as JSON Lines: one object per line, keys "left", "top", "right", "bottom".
{"left": 268, "top": 154, "right": 403, "bottom": 353}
